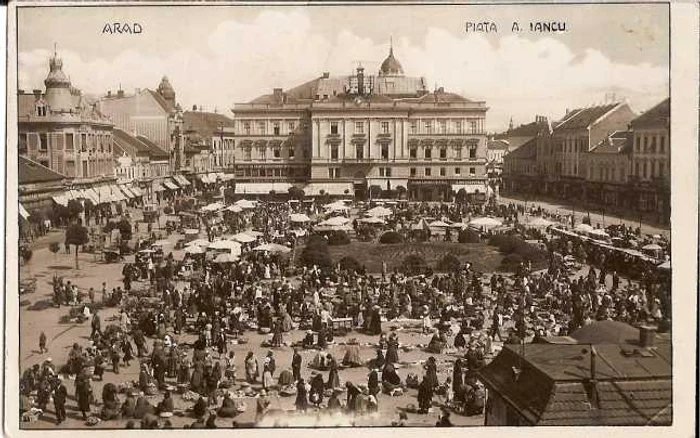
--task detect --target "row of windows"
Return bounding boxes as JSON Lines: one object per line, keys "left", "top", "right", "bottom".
{"left": 238, "top": 167, "right": 307, "bottom": 178}
{"left": 635, "top": 134, "right": 667, "bottom": 155}
{"left": 410, "top": 146, "right": 478, "bottom": 160}
{"left": 19, "top": 132, "right": 113, "bottom": 154}
{"left": 241, "top": 121, "right": 301, "bottom": 136}
{"left": 328, "top": 166, "right": 479, "bottom": 179}
{"left": 240, "top": 118, "right": 484, "bottom": 136}
{"left": 409, "top": 120, "right": 480, "bottom": 135}
{"left": 634, "top": 159, "right": 667, "bottom": 179}
{"left": 240, "top": 147, "right": 306, "bottom": 161}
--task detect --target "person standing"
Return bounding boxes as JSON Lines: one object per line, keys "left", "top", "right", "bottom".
{"left": 91, "top": 311, "right": 101, "bottom": 338}
{"left": 295, "top": 378, "right": 308, "bottom": 411}
{"left": 52, "top": 376, "right": 68, "bottom": 424}
{"left": 292, "top": 348, "right": 302, "bottom": 382}
{"left": 38, "top": 331, "right": 47, "bottom": 354}
{"left": 76, "top": 373, "right": 93, "bottom": 420}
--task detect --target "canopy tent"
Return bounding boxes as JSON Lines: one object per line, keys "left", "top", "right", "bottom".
{"left": 213, "top": 253, "right": 239, "bottom": 264}
{"left": 323, "top": 201, "right": 350, "bottom": 212}
{"left": 318, "top": 216, "right": 350, "bottom": 227}
{"left": 83, "top": 188, "right": 101, "bottom": 204}
{"left": 290, "top": 213, "right": 311, "bottom": 223}
{"left": 187, "top": 239, "right": 211, "bottom": 248}
{"left": 657, "top": 260, "right": 671, "bottom": 270}
{"left": 163, "top": 180, "right": 179, "bottom": 191}
{"left": 642, "top": 243, "right": 663, "bottom": 251}
{"left": 152, "top": 239, "right": 173, "bottom": 247}
{"left": 366, "top": 206, "right": 393, "bottom": 217}
{"left": 234, "top": 199, "right": 257, "bottom": 209}
{"left": 118, "top": 186, "right": 135, "bottom": 199}
{"left": 359, "top": 216, "right": 385, "bottom": 224}
{"left": 226, "top": 205, "right": 243, "bottom": 213}
{"left": 52, "top": 193, "right": 69, "bottom": 207}
{"left": 253, "top": 243, "right": 291, "bottom": 254}
{"left": 468, "top": 217, "right": 503, "bottom": 228}
{"left": 574, "top": 223, "right": 594, "bottom": 233}
{"left": 526, "top": 217, "right": 555, "bottom": 228}
{"left": 208, "top": 239, "right": 242, "bottom": 251}
{"left": 183, "top": 245, "right": 205, "bottom": 255}
{"left": 588, "top": 228, "right": 610, "bottom": 238}
{"left": 152, "top": 181, "right": 166, "bottom": 192}
{"left": 428, "top": 220, "right": 450, "bottom": 228}
{"left": 128, "top": 186, "right": 144, "bottom": 197}
{"left": 19, "top": 203, "right": 30, "bottom": 220}
{"left": 449, "top": 222, "right": 467, "bottom": 229}
{"left": 201, "top": 202, "right": 225, "bottom": 212}
{"left": 230, "top": 232, "right": 256, "bottom": 243}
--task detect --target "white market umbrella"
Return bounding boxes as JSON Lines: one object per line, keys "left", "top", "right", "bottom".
{"left": 657, "top": 260, "right": 671, "bottom": 270}
{"left": 429, "top": 220, "right": 450, "bottom": 228}
{"left": 231, "top": 232, "right": 256, "bottom": 243}
{"left": 245, "top": 230, "right": 264, "bottom": 238}
{"left": 188, "top": 239, "right": 211, "bottom": 248}
{"left": 449, "top": 222, "right": 467, "bottom": 229}
{"left": 366, "top": 206, "right": 392, "bottom": 217}
{"left": 469, "top": 217, "right": 503, "bottom": 228}
{"left": 152, "top": 239, "right": 173, "bottom": 247}
{"left": 642, "top": 243, "right": 663, "bottom": 251}
{"left": 359, "top": 216, "right": 385, "bottom": 224}
{"left": 213, "top": 253, "right": 239, "bottom": 263}
{"left": 574, "top": 223, "right": 594, "bottom": 233}
{"left": 209, "top": 239, "right": 242, "bottom": 251}
{"left": 227, "top": 205, "right": 243, "bottom": 213}
{"left": 290, "top": 213, "right": 311, "bottom": 223}
{"left": 324, "top": 201, "right": 349, "bottom": 212}
{"left": 589, "top": 228, "right": 610, "bottom": 238}
{"left": 235, "top": 199, "right": 257, "bottom": 209}
{"left": 253, "top": 243, "right": 291, "bottom": 254}
{"left": 526, "top": 217, "right": 555, "bottom": 228}
{"left": 184, "top": 245, "right": 205, "bottom": 255}
{"left": 319, "top": 216, "right": 350, "bottom": 227}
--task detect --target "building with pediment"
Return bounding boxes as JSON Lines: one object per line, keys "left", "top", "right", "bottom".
{"left": 232, "top": 45, "right": 490, "bottom": 201}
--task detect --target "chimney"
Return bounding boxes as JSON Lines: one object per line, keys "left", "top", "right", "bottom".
{"left": 437, "top": 87, "right": 445, "bottom": 93}
{"left": 107, "top": 90, "right": 112, "bottom": 98}
{"left": 639, "top": 325, "right": 655, "bottom": 348}
{"left": 273, "top": 88, "right": 283, "bottom": 102}
{"left": 33, "top": 89, "right": 42, "bottom": 100}
{"left": 322, "top": 72, "right": 330, "bottom": 79}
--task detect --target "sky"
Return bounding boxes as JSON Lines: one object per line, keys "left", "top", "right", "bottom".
{"left": 17, "top": 4, "right": 669, "bottom": 132}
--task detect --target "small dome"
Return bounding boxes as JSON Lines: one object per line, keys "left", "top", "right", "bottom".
{"left": 379, "top": 46, "right": 404, "bottom": 76}
{"left": 44, "top": 53, "right": 71, "bottom": 88}
{"left": 158, "top": 76, "right": 175, "bottom": 99}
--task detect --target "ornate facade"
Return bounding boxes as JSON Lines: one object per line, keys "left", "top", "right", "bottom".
{"left": 232, "top": 47, "right": 489, "bottom": 200}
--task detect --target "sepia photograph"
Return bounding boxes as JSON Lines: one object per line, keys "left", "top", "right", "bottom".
{"left": 5, "top": 1, "right": 697, "bottom": 433}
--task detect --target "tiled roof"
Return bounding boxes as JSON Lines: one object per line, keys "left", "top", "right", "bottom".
{"left": 505, "top": 137, "right": 537, "bottom": 160}
{"left": 555, "top": 104, "right": 619, "bottom": 131}
{"left": 113, "top": 128, "right": 151, "bottom": 156}
{"left": 19, "top": 156, "right": 65, "bottom": 184}
{"left": 135, "top": 135, "right": 170, "bottom": 159}
{"left": 488, "top": 140, "right": 510, "bottom": 150}
{"left": 479, "top": 339, "right": 672, "bottom": 426}
{"left": 630, "top": 97, "right": 670, "bottom": 129}
{"left": 146, "top": 88, "right": 175, "bottom": 113}
{"left": 183, "top": 111, "right": 235, "bottom": 137}
{"left": 590, "top": 131, "right": 632, "bottom": 154}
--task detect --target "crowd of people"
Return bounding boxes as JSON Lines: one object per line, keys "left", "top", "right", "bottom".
{"left": 19, "top": 194, "right": 670, "bottom": 428}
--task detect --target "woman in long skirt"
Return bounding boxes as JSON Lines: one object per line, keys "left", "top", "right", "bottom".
{"left": 325, "top": 355, "right": 340, "bottom": 389}
{"left": 271, "top": 319, "right": 284, "bottom": 347}
{"left": 295, "top": 378, "right": 308, "bottom": 411}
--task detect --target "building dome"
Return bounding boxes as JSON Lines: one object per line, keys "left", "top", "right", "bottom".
{"left": 44, "top": 53, "right": 71, "bottom": 89}
{"left": 157, "top": 76, "right": 176, "bottom": 100}
{"left": 379, "top": 45, "right": 404, "bottom": 76}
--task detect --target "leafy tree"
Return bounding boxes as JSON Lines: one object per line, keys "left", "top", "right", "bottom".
{"left": 436, "top": 253, "right": 462, "bottom": 272}
{"left": 300, "top": 234, "right": 332, "bottom": 271}
{"left": 65, "top": 221, "right": 89, "bottom": 269}
{"left": 379, "top": 231, "right": 404, "bottom": 244}
{"left": 338, "top": 256, "right": 365, "bottom": 274}
{"left": 117, "top": 218, "right": 133, "bottom": 241}
{"left": 67, "top": 199, "right": 84, "bottom": 219}
{"left": 327, "top": 231, "right": 351, "bottom": 246}
{"left": 369, "top": 185, "right": 382, "bottom": 199}
{"left": 458, "top": 229, "right": 481, "bottom": 243}
{"left": 288, "top": 186, "right": 305, "bottom": 200}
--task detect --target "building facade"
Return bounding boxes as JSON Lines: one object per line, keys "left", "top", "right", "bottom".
{"left": 183, "top": 110, "right": 236, "bottom": 173}
{"left": 232, "top": 47, "right": 489, "bottom": 201}
{"left": 18, "top": 52, "right": 116, "bottom": 189}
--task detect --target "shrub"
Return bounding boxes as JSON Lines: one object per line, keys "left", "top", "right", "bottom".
{"left": 163, "top": 206, "right": 173, "bottom": 215}
{"left": 327, "top": 231, "right": 351, "bottom": 246}
{"left": 379, "top": 231, "right": 404, "bottom": 244}
{"left": 338, "top": 256, "right": 365, "bottom": 274}
{"left": 300, "top": 234, "right": 332, "bottom": 270}
{"left": 436, "top": 253, "right": 461, "bottom": 272}
{"left": 49, "top": 242, "right": 61, "bottom": 255}
{"left": 21, "top": 247, "right": 33, "bottom": 263}
{"left": 117, "top": 219, "right": 133, "bottom": 241}
{"left": 458, "top": 229, "right": 481, "bottom": 244}
{"left": 67, "top": 199, "right": 84, "bottom": 219}
{"left": 500, "top": 253, "right": 525, "bottom": 272}
{"left": 288, "top": 186, "right": 305, "bottom": 200}
{"left": 306, "top": 234, "right": 329, "bottom": 249}
{"left": 401, "top": 255, "right": 428, "bottom": 276}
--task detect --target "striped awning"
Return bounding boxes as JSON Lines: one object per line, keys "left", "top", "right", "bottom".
{"left": 52, "top": 194, "right": 69, "bottom": 206}
{"left": 129, "top": 186, "right": 143, "bottom": 197}
{"left": 19, "top": 203, "right": 30, "bottom": 220}
{"left": 163, "top": 180, "right": 179, "bottom": 190}
{"left": 153, "top": 181, "right": 166, "bottom": 192}
{"left": 119, "top": 186, "right": 135, "bottom": 198}
{"left": 83, "top": 188, "right": 101, "bottom": 204}
{"left": 174, "top": 175, "right": 191, "bottom": 186}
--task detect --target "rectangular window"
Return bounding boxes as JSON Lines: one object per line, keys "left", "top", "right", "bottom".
{"left": 424, "top": 167, "right": 431, "bottom": 176}
{"left": 469, "top": 146, "right": 477, "bottom": 159}
{"left": 18, "top": 133, "right": 28, "bottom": 154}
{"left": 470, "top": 121, "right": 477, "bottom": 134}
{"left": 328, "top": 167, "right": 340, "bottom": 179}
{"left": 456, "top": 148, "right": 462, "bottom": 160}
{"left": 650, "top": 136, "right": 657, "bottom": 153}
{"left": 425, "top": 148, "right": 432, "bottom": 159}
{"left": 356, "top": 145, "right": 364, "bottom": 160}
{"left": 330, "top": 122, "right": 339, "bottom": 135}
{"left": 81, "top": 134, "right": 87, "bottom": 152}
{"left": 425, "top": 121, "right": 433, "bottom": 134}
{"left": 381, "top": 144, "right": 389, "bottom": 160}
{"left": 379, "top": 168, "right": 385, "bottom": 177}
{"left": 455, "top": 120, "right": 463, "bottom": 134}
{"left": 244, "top": 122, "right": 251, "bottom": 135}
{"left": 330, "top": 146, "right": 339, "bottom": 160}
{"left": 440, "top": 148, "right": 447, "bottom": 159}
{"left": 288, "top": 122, "right": 295, "bottom": 133}
{"left": 439, "top": 120, "right": 447, "bottom": 134}
{"left": 39, "top": 133, "right": 48, "bottom": 151}
{"left": 65, "top": 160, "right": 75, "bottom": 177}
{"left": 636, "top": 136, "right": 641, "bottom": 152}
{"left": 643, "top": 136, "right": 648, "bottom": 153}
{"left": 410, "top": 167, "right": 416, "bottom": 177}
{"left": 66, "top": 133, "right": 74, "bottom": 151}
{"left": 258, "top": 122, "right": 266, "bottom": 135}
{"left": 439, "top": 167, "right": 446, "bottom": 176}
{"left": 273, "top": 149, "right": 281, "bottom": 159}
{"left": 409, "top": 121, "right": 417, "bottom": 134}
{"left": 288, "top": 147, "right": 295, "bottom": 159}
{"left": 469, "top": 167, "right": 476, "bottom": 175}
{"left": 660, "top": 136, "right": 666, "bottom": 154}
{"left": 273, "top": 122, "right": 280, "bottom": 136}
{"left": 385, "top": 167, "right": 392, "bottom": 177}
{"left": 410, "top": 147, "right": 417, "bottom": 159}
{"left": 381, "top": 122, "right": 390, "bottom": 134}
{"left": 455, "top": 167, "right": 461, "bottom": 175}
{"left": 82, "top": 160, "right": 88, "bottom": 177}
{"left": 355, "top": 122, "right": 364, "bottom": 134}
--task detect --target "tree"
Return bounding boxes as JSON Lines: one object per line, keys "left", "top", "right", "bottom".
{"left": 436, "top": 253, "right": 461, "bottom": 272}
{"left": 67, "top": 199, "right": 84, "bottom": 219}
{"left": 65, "top": 221, "right": 89, "bottom": 269}
{"left": 379, "top": 231, "right": 404, "bottom": 244}
{"left": 300, "top": 234, "right": 332, "bottom": 271}
{"left": 117, "top": 218, "right": 133, "bottom": 241}
{"left": 49, "top": 242, "right": 60, "bottom": 257}
{"left": 288, "top": 186, "right": 305, "bottom": 200}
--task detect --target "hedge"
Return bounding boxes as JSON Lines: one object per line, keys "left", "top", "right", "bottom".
{"left": 379, "top": 231, "right": 404, "bottom": 244}
{"left": 327, "top": 231, "right": 351, "bottom": 246}
{"left": 401, "top": 255, "right": 429, "bottom": 276}
{"left": 338, "top": 256, "right": 365, "bottom": 274}
{"left": 435, "top": 253, "right": 462, "bottom": 272}
{"left": 458, "top": 229, "right": 481, "bottom": 244}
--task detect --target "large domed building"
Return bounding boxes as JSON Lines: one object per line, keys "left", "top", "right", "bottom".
{"left": 232, "top": 44, "right": 490, "bottom": 202}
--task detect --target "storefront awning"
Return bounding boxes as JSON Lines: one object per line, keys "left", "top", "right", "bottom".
{"left": 304, "top": 182, "right": 354, "bottom": 196}
{"left": 129, "top": 186, "right": 143, "bottom": 197}
{"left": 83, "top": 188, "right": 101, "bottom": 204}
{"left": 52, "top": 194, "right": 69, "bottom": 206}
{"left": 95, "top": 185, "right": 115, "bottom": 203}
{"left": 367, "top": 179, "right": 408, "bottom": 191}
{"left": 110, "top": 185, "right": 127, "bottom": 202}
{"left": 235, "top": 182, "right": 292, "bottom": 195}
{"left": 198, "top": 174, "right": 213, "bottom": 184}
{"left": 19, "top": 203, "right": 30, "bottom": 220}
{"left": 174, "top": 175, "right": 191, "bottom": 186}
{"left": 119, "top": 186, "right": 135, "bottom": 198}
{"left": 452, "top": 184, "right": 486, "bottom": 194}
{"left": 153, "top": 181, "right": 166, "bottom": 192}
{"left": 163, "top": 180, "right": 179, "bottom": 190}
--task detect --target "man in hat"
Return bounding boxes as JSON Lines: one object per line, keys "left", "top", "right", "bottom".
{"left": 292, "top": 348, "right": 302, "bottom": 382}
{"left": 53, "top": 376, "right": 68, "bottom": 425}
